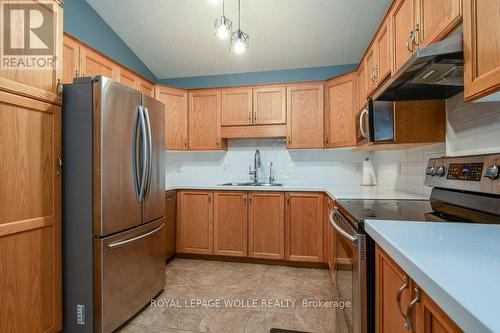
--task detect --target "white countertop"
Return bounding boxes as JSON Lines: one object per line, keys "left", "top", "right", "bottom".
{"left": 165, "top": 183, "right": 427, "bottom": 200}
{"left": 365, "top": 220, "right": 500, "bottom": 333}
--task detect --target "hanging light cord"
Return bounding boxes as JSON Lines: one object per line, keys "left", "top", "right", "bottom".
{"left": 238, "top": 0, "right": 241, "bottom": 30}
{"left": 222, "top": 0, "right": 225, "bottom": 16}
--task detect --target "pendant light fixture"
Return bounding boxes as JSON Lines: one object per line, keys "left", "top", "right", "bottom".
{"left": 214, "top": 0, "right": 232, "bottom": 40}
{"left": 230, "top": 0, "right": 249, "bottom": 55}
{"left": 207, "top": 0, "right": 222, "bottom": 7}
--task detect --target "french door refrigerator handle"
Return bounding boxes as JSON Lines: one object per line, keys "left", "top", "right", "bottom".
{"left": 138, "top": 105, "right": 148, "bottom": 201}
{"left": 132, "top": 105, "right": 143, "bottom": 202}
{"left": 107, "top": 223, "right": 165, "bottom": 250}
{"left": 142, "top": 106, "right": 153, "bottom": 200}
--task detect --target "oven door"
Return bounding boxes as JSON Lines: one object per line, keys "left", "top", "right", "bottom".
{"left": 356, "top": 106, "right": 371, "bottom": 146}
{"left": 330, "top": 209, "right": 367, "bottom": 333}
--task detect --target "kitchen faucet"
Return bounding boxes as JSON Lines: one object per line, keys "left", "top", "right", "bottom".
{"left": 249, "top": 150, "right": 261, "bottom": 183}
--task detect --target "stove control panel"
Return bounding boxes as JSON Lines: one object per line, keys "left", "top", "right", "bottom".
{"left": 425, "top": 154, "right": 500, "bottom": 195}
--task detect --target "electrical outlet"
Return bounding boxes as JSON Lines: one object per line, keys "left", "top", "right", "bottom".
{"left": 223, "top": 163, "right": 230, "bottom": 170}
{"left": 176, "top": 164, "right": 181, "bottom": 173}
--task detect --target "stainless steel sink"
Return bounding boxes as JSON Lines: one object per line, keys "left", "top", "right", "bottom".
{"left": 218, "top": 182, "right": 283, "bottom": 187}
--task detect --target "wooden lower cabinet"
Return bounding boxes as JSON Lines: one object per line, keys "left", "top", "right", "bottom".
{"left": 177, "top": 191, "right": 213, "bottom": 254}
{"left": 213, "top": 191, "right": 248, "bottom": 257}
{"left": 376, "top": 245, "right": 463, "bottom": 333}
{"left": 0, "top": 91, "right": 62, "bottom": 332}
{"left": 248, "top": 192, "right": 285, "bottom": 260}
{"left": 285, "top": 192, "right": 324, "bottom": 262}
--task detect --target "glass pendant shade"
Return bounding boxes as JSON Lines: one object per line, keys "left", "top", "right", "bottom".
{"left": 230, "top": 29, "right": 249, "bottom": 54}
{"left": 207, "top": 0, "right": 222, "bottom": 6}
{"left": 214, "top": 16, "right": 232, "bottom": 40}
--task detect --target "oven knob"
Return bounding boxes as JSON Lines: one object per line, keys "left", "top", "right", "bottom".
{"left": 485, "top": 165, "right": 499, "bottom": 180}
{"left": 426, "top": 166, "right": 435, "bottom": 176}
{"left": 436, "top": 166, "right": 446, "bottom": 177}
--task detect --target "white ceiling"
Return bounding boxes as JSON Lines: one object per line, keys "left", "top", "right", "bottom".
{"left": 86, "top": 0, "right": 391, "bottom": 79}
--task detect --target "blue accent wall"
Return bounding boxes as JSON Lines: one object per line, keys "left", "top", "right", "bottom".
{"left": 62, "top": 0, "right": 156, "bottom": 82}
{"left": 158, "top": 64, "right": 357, "bottom": 89}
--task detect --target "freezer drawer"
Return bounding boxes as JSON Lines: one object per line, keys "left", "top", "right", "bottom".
{"left": 94, "top": 218, "right": 166, "bottom": 333}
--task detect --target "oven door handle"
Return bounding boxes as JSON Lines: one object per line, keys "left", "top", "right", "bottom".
{"left": 330, "top": 209, "right": 358, "bottom": 243}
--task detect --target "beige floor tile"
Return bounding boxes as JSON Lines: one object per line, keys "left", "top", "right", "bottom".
{"left": 295, "top": 295, "right": 337, "bottom": 320}
{"left": 254, "top": 288, "right": 296, "bottom": 314}
{"left": 259, "top": 274, "right": 295, "bottom": 291}
{"left": 219, "top": 286, "right": 259, "bottom": 302}
{"left": 295, "top": 268, "right": 330, "bottom": 280}
{"left": 198, "top": 308, "right": 252, "bottom": 333}
{"left": 263, "top": 265, "right": 297, "bottom": 278}
{"left": 295, "top": 311, "right": 336, "bottom": 333}
{"left": 130, "top": 305, "right": 166, "bottom": 326}
{"left": 222, "top": 273, "right": 263, "bottom": 290}
{"left": 296, "top": 278, "right": 334, "bottom": 298}
{"left": 116, "top": 323, "right": 193, "bottom": 333}
{"left": 152, "top": 306, "right": 207, "bottom": 331}
{"left": 233, "top": 263, "right": 269, "bottom": 275}
{"left": 244, "top": 311, "right": 298, "bottom": 333}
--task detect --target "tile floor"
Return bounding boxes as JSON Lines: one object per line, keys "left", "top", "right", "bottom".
{"left": 117, "top": 259, "right": 346, "bottom": 333}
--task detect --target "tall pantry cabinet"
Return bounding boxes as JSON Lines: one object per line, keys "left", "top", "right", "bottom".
{"left": 0, "top": 1, "right": 63, "bottom": 332}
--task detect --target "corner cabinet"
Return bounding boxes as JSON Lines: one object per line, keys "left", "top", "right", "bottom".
{"left": 188, "top": 89, "right": 226, "bottom": 150}
{"left": 463, "top": 0, "right": 500, "bottom": 101}
{"left": 155, "top": 86, "right": 188, "bottom": 150}
{"left": 286, "top": 84, "right": 325, "bottom": 149}
{"left": 376, "top": 245, "right": 463, "bottom": 333}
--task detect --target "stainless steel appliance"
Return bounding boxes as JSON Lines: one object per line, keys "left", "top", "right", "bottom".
{"left": 356, "top": 100, "right": 394, "bottom": 146}
{"left": 62, "top": 77, "right": 166, "bottom": 333}
{"left": 330, "top": 153, "right": 500, "bottom": 333}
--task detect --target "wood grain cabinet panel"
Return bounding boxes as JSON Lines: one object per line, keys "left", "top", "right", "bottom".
{"left": 285, "top": 192, "right": 323, "bottom": 262}
{"left": 375, "top": 20, "right": 391, "bottom": 85}
{"left": 62, "top": 35, "right": 80, "bottom": 84}
{"left": 188, "top": 90, "right": 224, "bottom": 150}
{"left": 0, "top": 1, "right": 63, "bottom": 104}
{"left": 253, "top": 86, "right": 286, "bottom": 125}
{"left": 117, "top": 67, "right": 139, "bottom": 90}
{"left": 325, "top": 72, "right": 357, "bottom": 148}
{"left": 137, "top": 79, "right": 155, "bottom": 97}
{"left": 80, "top": 46, "right": 118, "bottom": 80}
{"left": 390, "top": 0, "right": 418, "bottom": 74}
{"left": 248, "top": 192, "right": 285, "bottom": 260}
{"left": 286, "top": 84, "right": 324, "bottom": 149}
{"left": 221, "top": 88, "right": 253, "bottom": 126}
{"left": 418, "top": 0, "right": 462, "bottom": 47}
{"left": 177, "top": 191, "right": 213, "bottom": 254}
{"left": 0, "top": 91, "right": 62, "bottom": 333}
{"left": 463, "top": 0, "right": 500, "bottom": 101}
{"left": 155, "top": 86, "right": 188, "bottom": 150}
{"left": 357, "top": 62, "right": 367, "bottom": 111}
{"left": 365, "top": 46, "right": 377, "bottom": 96}
{"left": 414, "top": 290, "right": 464, "bottom": 333}
{"left": 213, "top": 191, "right": 248, "bottom": 257}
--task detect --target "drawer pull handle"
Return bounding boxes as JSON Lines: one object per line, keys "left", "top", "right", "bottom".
{"left": 397, "top": 276, "right": 409, "bottom": 324}
{"left": 107, "top": 224, "right": 164, "bottom": 250}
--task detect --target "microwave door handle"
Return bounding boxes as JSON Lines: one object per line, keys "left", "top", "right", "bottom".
{"left": 359, "top": 108, "right": 369, "bottom": 139}
{"left": 330, "top": 210, "right": 358, "bottom": 243}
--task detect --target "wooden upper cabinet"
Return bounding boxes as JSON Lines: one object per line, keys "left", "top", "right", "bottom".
{"left": 417, "top": 0, "right": 462, "bottom": 47}
{"left": 357, "top": 62, "right": 367, "bottom": 111}
{"left": 365, "top": 46, "right": 377, "bottom": 96}
{"left": 375, "top": 20, "right": 391, "bottom": 85}
{"left": 188, "top": 90, "right": 224, "bottom": 150}
{"left": 137, "top": 79, "right": 155, "bottom": 97}
{"left": 117, "top": 67, "right": 139, "bottom": 90}
{"left": 213, "top": 191, "right": 248, "bottom": 257}
{"left": 285, "top": 192, "right": 323, "bottom": 262}
{"left": 248, "top": 192, "right": 285, "bottom": 260}
{"left": 0, "top": 91, "right": 62, "bottom": 332}
{"left": 253, "top": 86, "right": 286, "bottom": 125}
{"left": 177, "top": 191, "right": 213, "bottom": 254}
{"left": 375, "top": 245, "right": 412, "bottom": 333}
{"left": 80, "top": 46, "right": 118, "bottom": 80}
{"left": 325, "top": 72, "right": 357, "bottom": 148}
{"left": 0, "top": 1, "right": 63, "bottom": 104}
{"left": 155, "top": 86, "right": 188, "bottom": 150}
{"left": 463, "top": 0, "right": 500, "bottom": 101}
{"left": 390, "top": 0, "right": 418, "bottom": 74}
{"left": 286, "top": 84, "right": 324, "bottom": 149}
{"left": 62, "top": 35, "right": 80, "bottom": 84}
{"left": 221, "top": 88, "right": 253, "bottom": 126}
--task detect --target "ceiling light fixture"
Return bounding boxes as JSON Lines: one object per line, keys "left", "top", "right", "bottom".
{"left": 214, "top": 0, "right": 232, "bottom": 40}
{"left": 207, "top": 0, "right": 222, "bottom": 7}
{"left": 230, "top": 0, "right": 249, "bottom": 55}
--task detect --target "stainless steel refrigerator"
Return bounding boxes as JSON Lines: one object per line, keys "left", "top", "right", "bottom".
{"left": 62, "top": 77, "right": 166, "bottom": 333}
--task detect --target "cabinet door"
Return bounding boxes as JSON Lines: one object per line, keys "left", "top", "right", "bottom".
{"left": 285, "top": 192, "right": 323, "bottom": 262}
{"left": 0, "top": 1, "right": 63, "bottom": 104}
{"left": 375, "top": 20, "right": 391, "bottom": 84}
{"left": 80, "top": 46, "right": 118, "bottom": 79}
{"left": 253, "top": 86, "right": 286, "bottom": 125}
{"left": 188, "top": 90, "right": 223, "bottom": 150}
{"left": 418, "top": 0, "right": 462, "bottom": 47}
{"left": 0, "top": 91, "right": 61, "bottom": 332}
{"left": 221, "top": 88, "right": 252, "bottom": 126}
{"left": 463, "top": 0, "right": 500, "bottom": 101}
{"left": 414, "top": 289, "right": 463, "bottom": 333}
{"left": 248, "top": 192, "right": 285, "bottom": 260}
{"left": 325, "top": 72, "right": 356, "bottom": 148}
{"left": 366, "top": 46, "right": 377, "bottom": 96}
{"left": 137, "top": 79, "right": 155, "bottom": 97}
{"left": 390, "top": 0, "right": 418, "bottom": 73}
{"left": 375, "top": 245, "right": 412, "bottom": 333}
{"left": 62, "top": 35, "right": 80, "bottom": 84}
{"left": 177, "top": 191, "right": 213, "bottom": 254}
{"left": 213, "top": 191, "right": 248, "bottom": 257}
{"left": 357, "top": 62, "right": 367, "bottom": 111}
{"left": 286, "top": 84, "right": 324, "bottom": 149}
{"left": 155, "top": 86, "right": 188, "bottom": 150}
{"left": 117, "top": 67, "right": 139, "bottom": 90}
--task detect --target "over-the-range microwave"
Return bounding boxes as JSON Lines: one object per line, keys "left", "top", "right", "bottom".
{"left": 356, "top": 100, "right": 394, "bottom": 146}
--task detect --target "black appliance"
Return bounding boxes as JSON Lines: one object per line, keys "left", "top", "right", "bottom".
{"left": 356, "top": 100, "right": 394, "bottom": 145}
